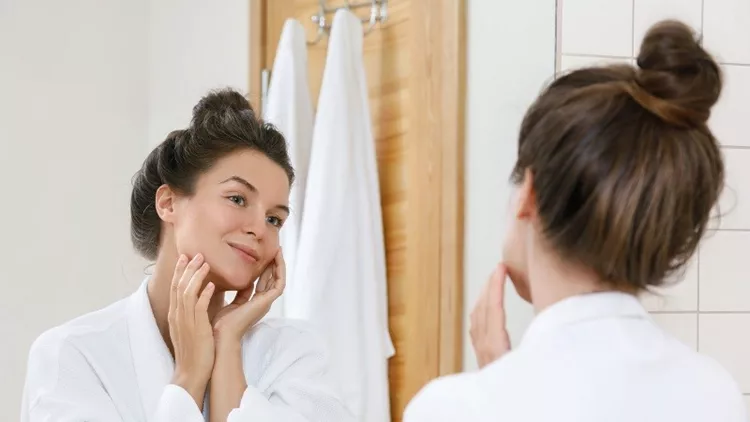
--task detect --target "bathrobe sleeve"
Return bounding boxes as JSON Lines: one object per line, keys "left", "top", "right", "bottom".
{"left": 226, "top": 321, "right": 355, "bottom": 422}
{"left": 22, "top": 334, "right": 205, "bottom": 422}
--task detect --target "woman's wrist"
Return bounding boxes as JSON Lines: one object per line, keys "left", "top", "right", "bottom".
{"left": 213, "top": 325, "right": 244, "bottom": 349}
{"left": 214, "top": 335, "right": 243, "bottom": 359}
{"left": 172, "top": 372, "right": 208, "bottom": 408}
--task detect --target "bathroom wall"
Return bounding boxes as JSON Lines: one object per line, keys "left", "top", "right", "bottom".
{"left": 464, "top": 2, "right": 750, "bottom": 398}
{"left": 463, "top": 0, "right": 556, "bottom": 370}
{"left": 558, "top": 0, "right": 750, "bottom": 409}
{"left": 1, "top": 1, "right": 250, "bottom": 419}
{"left": 147, "top": 0, "right": 250, "bottom": 147}
{"left": 0, "top": 1, "right": 149, "bottom": 418}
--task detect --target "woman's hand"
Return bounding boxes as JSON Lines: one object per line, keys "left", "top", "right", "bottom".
{"left": 168, "top": 253, "right": 216, "bottom": 409}
{"left": 470, "top": 264, "right": 512, "bottom": 368}
{"left": 212, "top": 248, "right": 286, "bottom": 345}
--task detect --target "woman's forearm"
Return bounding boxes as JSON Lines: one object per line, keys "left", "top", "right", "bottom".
{"left": 210, "top": 340, "right": 247, "bottom": 422}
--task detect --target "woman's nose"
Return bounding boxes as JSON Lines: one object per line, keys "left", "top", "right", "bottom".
{"left": 243, "top": 209, "right": 267, "bottom": 239}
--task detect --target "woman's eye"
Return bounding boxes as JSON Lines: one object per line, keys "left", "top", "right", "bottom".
{"left": 228, "top": 195, "right": 246, "bottom": 206}
{"left": 266, "top": 215, "right": 283, "bottom": 228}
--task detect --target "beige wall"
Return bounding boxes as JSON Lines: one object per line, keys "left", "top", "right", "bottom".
{"left": 0, "top": 0, "right": 250, "bottom": 419}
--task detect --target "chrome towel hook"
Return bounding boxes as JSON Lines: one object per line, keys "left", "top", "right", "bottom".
{"left": 308, "top": 0, "right": 388, "bottom": 45}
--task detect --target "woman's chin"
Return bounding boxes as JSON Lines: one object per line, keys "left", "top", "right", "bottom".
{"left": 208, "top": 270, "right": 255, "bottom": 292}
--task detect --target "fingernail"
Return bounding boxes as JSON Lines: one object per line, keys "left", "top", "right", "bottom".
{"left": 194, "top": 253, "right": 203, "bottom": 262}
{"left": 206, "top": 282, "right": 214, "bottom": 290}
{"left": 177, "top": 255, "right": 186, "bottom": 264}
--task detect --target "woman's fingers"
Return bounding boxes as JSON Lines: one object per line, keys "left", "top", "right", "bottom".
{"left": 255, "top": 249, "right": 284, "bottom": 299}
{"left": 476, "top": 270, "right": 492, "bottom": 327}
{"left": 272, "top": 249, "right": 286, "bottom": 297}
{"left": 489, "top": 264, "right": 508, "bottom": 309}
{"left": 178, "top": 255, "right": 204, "bottom": 312}
{"left": 233, "top": 285, "right": 254, "bottom": 305}
{"left": 485, "top": 265, "right": 507, "bottom": 326}
{"left": 471, "top": 265, "right": 503, "bottom": 364}
{"left": 196, "top": 282, "right": 215, "bottom": 313}
{"left": 170, "top": 255, "right": 188, "bottom": 321}
{"left": 256, "top": 265, "right": 272, "bottom": 295}
{"left": 186, "top": 262, "right": 210, "bottom": 304}
{"left": 180, "top": 254, "right": 204, "bottom": 294}
{"left": 470, "top": 276, "right": 488, "bottom": 346}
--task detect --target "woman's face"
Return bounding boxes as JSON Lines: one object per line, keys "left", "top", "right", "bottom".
{"left": 169, "top": 149, "right": 290, "bottom": 291}
{"left": 502, "top": 170, "right": 534, "bottom": 303}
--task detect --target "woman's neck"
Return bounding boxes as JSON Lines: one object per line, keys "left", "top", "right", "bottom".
{"left": 146, "top": 253, "right": 227, "bottom": 356}
{"left": 527, "top": 248, "right": 615, "bottom": 313}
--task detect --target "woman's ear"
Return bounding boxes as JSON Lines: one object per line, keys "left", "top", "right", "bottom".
{"left": 514, "top": 168, "right": 536, "bottom": 220}
{"left": 155, "top": 184, "right": 177, "bottom": 223}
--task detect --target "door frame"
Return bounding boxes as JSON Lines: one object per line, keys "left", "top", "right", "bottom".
{"left": 248, "top": 0, "right": 466, "bottom": 415}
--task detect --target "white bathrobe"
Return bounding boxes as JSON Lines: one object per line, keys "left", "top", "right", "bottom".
{"left": 20, "top": 281, "right": 353, "bottom": 421}
{"left": 404, "top": 291, "right": 746, "bottom": 422}
{"left": 291, "top": 9, "right": 394, "bottom": 422}
{"left": 262, "top": 18, "right": 314, "bottom": 320}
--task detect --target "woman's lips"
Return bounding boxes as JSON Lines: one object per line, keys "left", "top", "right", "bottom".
{"left": 228, "top": 243, "right": 259, "bottom": 264}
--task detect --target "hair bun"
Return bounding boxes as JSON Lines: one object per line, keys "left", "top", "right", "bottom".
{"left": 635, "top": 20, "right": 722, "bottom": 126}
{"left": 190, "top": 88, "right": 256, "bottom": 136}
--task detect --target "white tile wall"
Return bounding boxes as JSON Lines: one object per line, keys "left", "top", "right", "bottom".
{"left": 716, "top": 148, "right": 750, "bottom": 229}
{"left": 699, "top": 231, "right": 750, "bottom": 311}
{"left": 703, "top": 0, "right": 750, "bottom": 64}
{"left": 710, "top": 65, "right": 750, "bottom": 148}
{"left": 559, "top": 55, "right": 631, "bottom": 73}
{"left": 700, "top": 314, "right": 750, "bottom": 393}
{"left": 650, "top": 313, "right": 698, "bottom": 349}
{"left": 560, "top": 0, "right": 750, "bottom": 397}
{"left": 642, "top": 258, "right": 698, "bottom": 312}
{"left": 561, "top": 0, "right": 633, "bottom": 57}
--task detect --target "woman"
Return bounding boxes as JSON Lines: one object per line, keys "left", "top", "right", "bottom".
{"left": 21, "top": 89, "right": 354, "bottom": 421}
{"left": 405, "top": 20, "right": 745, "bottom": 422}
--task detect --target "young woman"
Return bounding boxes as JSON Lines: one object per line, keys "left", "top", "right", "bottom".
{"left": 21, "top": 90, "right": 354, "bottom": 421}
{"left": 405, "top": 20, "right": 746, "bottom": 422}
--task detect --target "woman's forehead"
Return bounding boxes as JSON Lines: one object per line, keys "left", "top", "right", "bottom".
{"left": 199, "top": 150, "right": 290, "bottom": 197}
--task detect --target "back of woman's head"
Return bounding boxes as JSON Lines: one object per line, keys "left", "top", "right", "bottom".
{"left": 130, "top": 88, "right": 293, "bottom": 260}
{"left": 511, "top": 20, "right": 724, "bottom": 291}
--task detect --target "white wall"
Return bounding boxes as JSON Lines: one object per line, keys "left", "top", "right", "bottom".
{"left": 148, "top": 0, "right": 250, "bottom": 147}
{"left": 0, "top": 0, "right": 149, "bottom": 418}
{"left": 463, "top": 0, "right": 557, "bottom": 370}
{"left": 557, "top": 0, "right": 750, "bottom": 410}
{"left": 0, "top": 1, "right": 250, "bottom": 419}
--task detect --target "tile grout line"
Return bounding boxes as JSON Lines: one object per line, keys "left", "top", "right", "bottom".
{"left": 696, "top": 236, "right": 701, "bottom": 350}
{"left": 554, "top": 0, "right": 563, "bottom": 75}
{"left": 560, "top": 52, "right": 750, "bottom": 68}
{"left": 700, "top": 0, "right": 706, "bottom": 42}
{"left": 631, "top": 0, "right": 636, "bottom": 57}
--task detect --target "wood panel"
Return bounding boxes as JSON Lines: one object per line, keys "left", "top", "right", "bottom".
{"left": 250, "top": 1, "right": 465, "bottom": 420}
{"left": 408, "top": 0, "right": 466, "bottom": 382}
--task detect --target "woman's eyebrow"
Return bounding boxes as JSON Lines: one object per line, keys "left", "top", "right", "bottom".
{"left": 220, "top": 176, "right": 257, "bottom": 193}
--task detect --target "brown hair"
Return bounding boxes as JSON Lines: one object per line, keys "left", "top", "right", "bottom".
{"left": 130, "top": 88, "right": 294, "bottom": 260}
{"left": 511, "top": 20, "right": 724, "bottom": 290}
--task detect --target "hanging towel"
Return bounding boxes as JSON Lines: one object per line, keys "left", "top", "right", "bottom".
{"left": 292, "top": 9, "right": 395, "bottom": 422}
{"left": 262, "top": 19, "right": 314, "bottom": 319}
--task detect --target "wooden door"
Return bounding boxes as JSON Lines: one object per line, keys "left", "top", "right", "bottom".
{"left": 249, "top": 1, "right": 465, "bottom": 420}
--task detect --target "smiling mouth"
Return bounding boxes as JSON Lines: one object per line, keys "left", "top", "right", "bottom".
{"left": 229, "top": 244, "right": 258, "bottom": 263}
